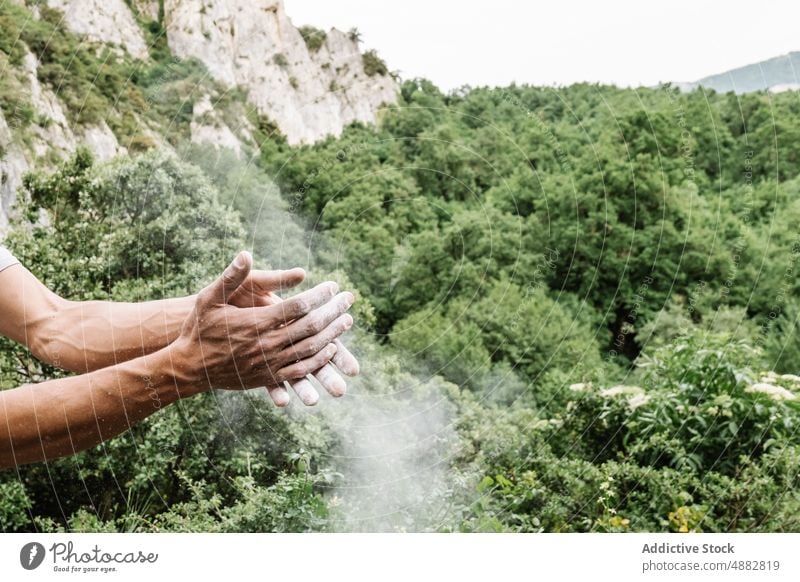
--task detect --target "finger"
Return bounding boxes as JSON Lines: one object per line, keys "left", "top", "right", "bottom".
{"left": 276, "top": 313, "right": 353, "bottom": 363}
{"left": 264, "top": 281, "right": 339, "bottom": 326}
{"left": 280, "top": 292, "right": 355, "bottom": 346}
{"left": 289, "top": 378, "right": 319, "bottom": 406}
{"left": 248, "top": 267, "right": 306, "bottom": 294}
{"left": 267, "top": 384, "right": 291, "bottom": 407}
{"left": 315, "top": 363, "right": 347, "bottom": 397}
{"left": 276, "top": 343, "right": 338, "bottom": 383}
{"left": 238, "top": 291, "right": 281, "bottom": 309}
{"left": 198, "top": 250, "right": 252, "bottom": 309}
{"left": 332, "top": 339, "right": 360, "bottom": 376}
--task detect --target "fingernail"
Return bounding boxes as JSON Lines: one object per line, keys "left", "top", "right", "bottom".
{"left": 295, "top": 379, "right": 319, "bottom": 406}
{"left": 329, "top": 378, "right": 347, "bottom": 397}
{"left": 235, "top": 251, "right": 250, "bottom": 268}
{"left": 344, "top": 313, "right": 354, "bottom": 328}
{"left": 345, "top": 291, "right": 355, "bottom": 305}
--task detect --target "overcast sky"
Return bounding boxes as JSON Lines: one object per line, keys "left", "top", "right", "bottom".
{"left": 284, "top": 0, "right": 800, "bottom": 91}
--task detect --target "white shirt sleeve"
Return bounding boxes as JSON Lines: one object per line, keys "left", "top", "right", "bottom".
{"left": 0, "top": 245, "right": 20, "bottom": 272}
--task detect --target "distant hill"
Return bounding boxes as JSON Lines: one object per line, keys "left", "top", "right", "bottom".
{"left": 678, "top": 52, "right": 800, "bottom": 93}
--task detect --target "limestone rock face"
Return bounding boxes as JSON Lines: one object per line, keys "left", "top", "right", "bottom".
{"left": 190, "top": 94, "right": 244, "bottom": 157}
{"left": 0, "top": 111, "right": 30, "bottom": 232}
{"left": 32, "top": 0, "right": 397, "bottom": 144}
{"left": 44, "top": 0, "right": 149, "bottom": 59}
{"left": 164, "top": 0, "right": 397, "bottom": 144}
{"left": 312, "top": 29, "right": 398, "bottom": 136}
{"left": 0, "top": 52, "right": 124, "bottom": 232}
{"left": 22, "top": 52, "right": 77, "bottom": 157}
{"left": 22, "top": 49, "right": 123, "bottom": 162}
{"left": 81, "top": 122, "right": 124, "bottom": 161}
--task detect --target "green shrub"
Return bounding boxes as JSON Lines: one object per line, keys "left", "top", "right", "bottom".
{"left": 362, "top": 50, "right": 388, "bottom": 76}
{"left": 273, "top": 53, "right": 289, "bottom": 68}
{"left": 560, "top": 332, "right": 800, "bottom": 475}
{"left": 299, "top": 26, "right": 327, "bottom": 53}
{"left": 347, "top": 27, "right": 362, "bottom": 44}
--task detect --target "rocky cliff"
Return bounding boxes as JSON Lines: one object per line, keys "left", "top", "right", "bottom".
{"left": 42, "top": 0, "right": 397, "bottom": 144}
{"left": 0, "top": 0, "right": 398, "bottom": 229}
{"left": 161, "top": 0, "right": 397, "bottom": 145}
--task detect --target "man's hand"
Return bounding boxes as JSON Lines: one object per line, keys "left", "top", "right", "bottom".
{"left": 170, "top": 251, "right": 357, "bottom": 403}
{"left": 225, "top": 262, "right": 361, "bottom": 407}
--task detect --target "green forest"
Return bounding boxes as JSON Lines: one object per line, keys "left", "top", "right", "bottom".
{"left": 3, "top": 3, "right": 800, "bottom": 533}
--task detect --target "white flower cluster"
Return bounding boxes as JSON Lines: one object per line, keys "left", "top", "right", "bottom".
{"left": 598, "top": 385, "right": 649, "bottom": 409}
{"left": 599, "top": 385, "right": 641, "bottom": 398}
{"left": 627, "top": 393, "right": 650, "bottom": 410}
{"left": 745, "top": 382, "right": 796, "bottom": 401}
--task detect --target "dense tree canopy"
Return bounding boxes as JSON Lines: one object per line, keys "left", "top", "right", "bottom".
{"left": 264, "top": 80, "right": 800, "bottom": 370}
{"left": 4, "top": 76, "right": 800, "bottom": 532}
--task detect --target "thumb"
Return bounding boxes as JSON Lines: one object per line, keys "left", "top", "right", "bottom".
{"left": 198, "top": 251, "right": 252, "bottom": 309}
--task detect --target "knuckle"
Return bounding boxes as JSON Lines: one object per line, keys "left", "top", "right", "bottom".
{"left": 281, "top": 299, "right": 305, "bottom": 320}
{"left": 260, "top": 335, "right": 278, "bottom": 354}
{"left": 310, "top": 337, "right": 326, "bottom": 355}
{"left": 294, "top": 298, "right": 311, "bottom": 314}
{"left": 299, "top": 318, "right": 319, "bottom": 336}
{"left": 330, "top": 294, "right": 345, "bottom": 312}
{"left": 339, "top": 314, "right": 353, "bottom": 330}
{"left": 309, "top": 314, "right": 325, "bottom": 332}
{"left": 261, "top": 307, "right": 281, "bottom": 327}
{"left": 287, "top": 344, "right": 308, "bottom": 361}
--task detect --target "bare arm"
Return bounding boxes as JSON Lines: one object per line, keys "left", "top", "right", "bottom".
{"left": 0, "top": 344, "right": 190, "bottom": 467}
{"left": 0, "top": 262, "right": 194, "bottom": 373}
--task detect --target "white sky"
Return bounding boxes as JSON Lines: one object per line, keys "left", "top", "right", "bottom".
{"left": 284, "top": 0, "right": 800, "bottom": 91}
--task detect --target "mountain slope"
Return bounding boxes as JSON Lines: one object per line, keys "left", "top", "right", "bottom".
{"left": 679, "top": 51, "right": 800, "bottom": 94}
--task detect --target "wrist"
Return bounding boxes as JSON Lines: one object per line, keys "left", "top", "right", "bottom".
{"left": 147, "top": 341, "right": 208, "bottom": 400}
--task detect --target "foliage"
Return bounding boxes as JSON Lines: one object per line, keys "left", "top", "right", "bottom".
{"left": 299, "top": 26, "right": 327, "bottom": 53}
{"left": 4, "top": 38, "right": 800, "bottom": 531}
{"left": 452, "top": 333, "right": 800, "bottom": 532}
{"left": 362, "top": 50, "right": 388, "bottom": 77}
{"left": 347, "top": 27, "right": 362, "bottom": 44}
{"left": 273, "top": 53, "right": 289, "bottom": 68}
{"left": 251, "top": 78, "right": 800, "bottom": 532}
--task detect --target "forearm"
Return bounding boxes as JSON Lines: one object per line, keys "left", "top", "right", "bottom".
{"left": 0, "top": 345, "right": 200, "bottom": 468}
{"left": 34, "top": 295, "right": 196, "bottom": 373}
